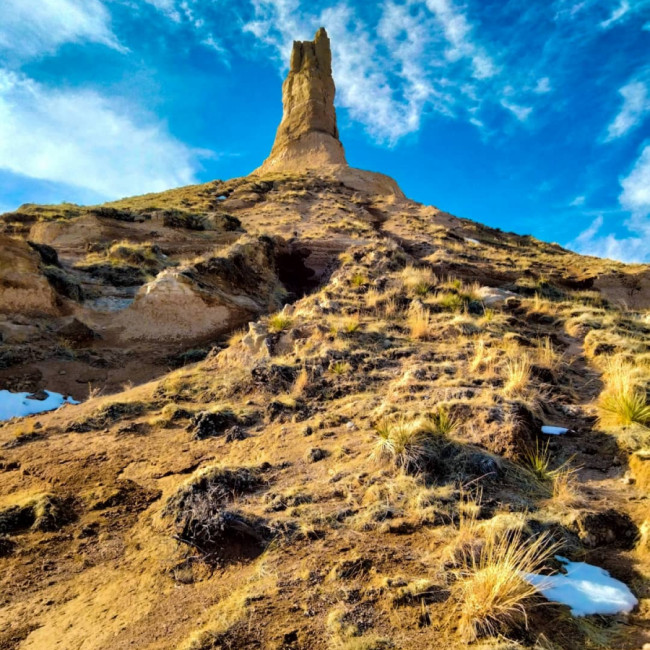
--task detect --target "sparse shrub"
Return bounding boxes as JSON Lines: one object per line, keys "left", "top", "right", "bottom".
{"left": 534, "top": 337, "right": 561, "bottom": 372}
{"left": 292, "top": 368, "right": 310, "bottom": 396}
{"left": 400, "top": 264, "right": 437, "bottom": 295}
{"left": 451, "top": 531, "right": 555, "bottom": 642}
{"left": 373, "top": 417, "right": 429, "bottom": 471}
{"left": 372, "top": 415, "right": 448, "bottom": 472}
{"left": 268, "top": 313, "right": 292, "bottom": 332}
{"left": 164, "top": 465, "right": 269, "bottom": 564}
{"left": 551, "top": 465, "right": 583, "bottom": 508}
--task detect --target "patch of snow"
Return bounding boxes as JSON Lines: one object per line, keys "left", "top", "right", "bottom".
{"left": 524, "top": 556, "right": 638, "bottom": 616}
{"left": 541, "top": 425, "right": 569, "bottom": 435}
{"left": 0, "top": 390, "right": 79, "bottom": 422}
{"left": 465, "top": 238, "right": 480, "bottom": 245}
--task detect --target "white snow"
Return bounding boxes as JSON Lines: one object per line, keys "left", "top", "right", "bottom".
{"left": 465, "top": 238, "right": 480, "bottom": 245}
{"left": 0, "top": 390, "right": 79, "bottom": 421}
{"left": 524, "top": 556, "right": 638, "bottom": 616}
{"left": 541, "top": 425, "right": 569, "bottom": 435}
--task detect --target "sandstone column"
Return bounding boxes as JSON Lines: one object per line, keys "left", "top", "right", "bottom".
{"left": 257, "top": 27, "right": 348, "bottom": 173}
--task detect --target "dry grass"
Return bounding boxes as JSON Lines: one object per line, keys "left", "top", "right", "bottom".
{"left": 400, "top": 264, "right": 437, "bottom": 296}
{"left": 371, "top": 416, "right": 438, "bottom": 471}
{"left": 503, "top": 354, "right": 531, "bottom": 398}
{"left": 408, "top": 305, "right": 431, "bottom": 340}
{"left": 470, "top": 338, "right": 498, "bottom": 376}
{"left": 268, "top": 313, "right": 293, "bottom": 333}
{"left": 597, "top": 357, "right": 650, "bottom": 427}
{"left": 451, "top": 530, "right": 555, "bottom": 642}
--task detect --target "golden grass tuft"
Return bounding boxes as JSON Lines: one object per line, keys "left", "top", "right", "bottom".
{"left": 451, "top": 531, "right": 555, "bottom": 642}
{"left": 268, "top": 313, "right": 292, "bottom": 333}
{"left": 597, "top": 357, "right": 650, "bottom": 427}
{"left": 503, "top": 354, "right": 531, "bottom": 398}
{"left": 408, "top": 305, "right": 431, "bottom": 340}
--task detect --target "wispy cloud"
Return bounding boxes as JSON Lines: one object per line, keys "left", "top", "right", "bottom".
{"left": 243, "top": 0, "right": 543, "bottom": 143}
{"left": 605, "top": 79, "right": 650, "bottom": 140}
{"left": 600, "top": 0, "right": 630, "bottom": 29}
{"left": 0, "top": 69, "right": 199, "bottom": 199}
{"left": 569, "top": 145, "right": 650, "bottom": 262}
{"left": 620, "top": 143, "right": 650, "bottom": 218}
{"left": 0, "top": 0, "right": 124, "bottom": 61}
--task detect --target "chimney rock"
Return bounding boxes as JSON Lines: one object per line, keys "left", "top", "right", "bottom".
{"left": 257, "top": 27, "right": 347, "bottom": 173}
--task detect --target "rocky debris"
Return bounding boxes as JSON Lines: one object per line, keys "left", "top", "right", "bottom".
{"left": 0, "top": 234, "right": 60, "bottom": 315}
{"left": 164, "top": 465, "right": 272, "bottom": 565}
{"left": 191, "top": 409, "right": 238, "bottom": 440}
{"left": 112, "top": 236, "right": 312, "bottom": 343}
{"left": 75, "top": 262, "right": 146, "bottom": 287}
{"left": 42, "top": 265, "right": 84, "bottom": 301}
{"left": 56, "top": 318, "right": 98, "bottom": 346}
{"left": 89, "top": 206, "right": 144, "bottom": 222}
{"left": 0, "top": 535, "right": 16, "bottom": 557}
{"left": 27, "top": 240, "right": 60, "bottom": 267}
{"left": 629, "top": 451, "right": 650, "bottom": 491}
{"left": 161, "top": 209, "right": 208, "bottom": 230}
{"left": 567, "top": 509, "right": 639, "bottom": 549}
{"left": 463, "top": 402, "right": 540, "bottom": 459}
{"left": 307, "top": 447, "right": 325, "bottom": 462}
{"left": 224, "top": 425, "right": 247, "bottom": 442}
{"left": 242, "top": 322, "right": 271, "bottom": 356}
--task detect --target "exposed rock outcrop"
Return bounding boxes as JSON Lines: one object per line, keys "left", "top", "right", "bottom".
{"left": 259, "top": 27, "right": 346, "bottom": 172}
{"left": 112, "top": 236, "right": 311, "bottom": 342}
{"left": 0, "top": 235, "right": 60, "bottom": 316}
{"left": 255, "top": 28, "right": 403, "bottom": 197}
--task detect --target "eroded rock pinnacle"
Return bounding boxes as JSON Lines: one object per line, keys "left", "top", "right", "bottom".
{"left": 258, "top": 27, "right": 347, "bottom": 173}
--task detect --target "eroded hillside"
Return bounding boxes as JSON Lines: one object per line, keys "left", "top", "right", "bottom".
{"left": 0, "top": 26, "right": 648, "bottom": 650}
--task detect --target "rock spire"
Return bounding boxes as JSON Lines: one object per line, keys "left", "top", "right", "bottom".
{"left": 257, "top": 27, "right": 347, "bottom": 173}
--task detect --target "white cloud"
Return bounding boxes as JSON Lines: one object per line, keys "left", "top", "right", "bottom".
{"left": 569, "top": 215, "right": 649, "bottom": 262}
{"left": 605, "top": 80, "right": 650, "bottom": 140}
{"left": 533, "top": 77, "right": 552, "bottom": 94}
{"left": 500, "top": 100, "right": 533, "bottom": 122}
{"left": 570, "top": 195, "right": 586, "bottom": 207}
{"left": 600, "top": 0, "right": 630, "bottom": 29}
{"left": 620, "top": 144, "right": 650, "bottom": 218}
{"left": 0, "top": 69, "right": 199, "bottom": 200}
{"left": 569, "top": 146, "right": 650, "bottom": 263}
{"left": 0, "top": 0, "right": 124, "bottom": 60}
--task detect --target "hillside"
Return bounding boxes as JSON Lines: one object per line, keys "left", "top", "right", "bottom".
{"left": 0, "top": 28, "right": 648, "bottom": 650}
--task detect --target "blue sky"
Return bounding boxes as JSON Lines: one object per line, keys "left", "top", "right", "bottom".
{"left": 1, "top": 0, "right": 649, "bottom": 262}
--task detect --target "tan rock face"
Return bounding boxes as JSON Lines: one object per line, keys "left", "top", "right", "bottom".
{"left": 0, "top": 235, "right": 59, "bottom": 316}
{"left": 258, "top": 27, "right": 347, "bottom": 172}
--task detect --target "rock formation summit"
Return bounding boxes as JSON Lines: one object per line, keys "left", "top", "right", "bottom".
{"left": 255, "top": 28, "right": 403, "bottom": 197}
